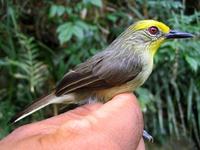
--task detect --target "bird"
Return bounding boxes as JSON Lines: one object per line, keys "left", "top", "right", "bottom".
{"left": 11, "top": 20, "right": 193, "bottom": 141}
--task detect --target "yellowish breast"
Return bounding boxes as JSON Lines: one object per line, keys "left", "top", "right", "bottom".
{"left": 95, "top": 53, "right": 154, "bottom": 102}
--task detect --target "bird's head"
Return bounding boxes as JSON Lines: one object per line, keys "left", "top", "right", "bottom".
{"left": 126, "top": 20, "right": 193, "bottom": 56}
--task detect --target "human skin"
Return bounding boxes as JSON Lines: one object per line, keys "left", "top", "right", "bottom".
{"left": 0, "top": 93, "right": 145, "bottom": 150}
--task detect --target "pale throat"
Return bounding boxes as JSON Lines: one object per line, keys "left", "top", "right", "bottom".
{"left": 149, "top": 38, "right": 165, "bottom": 56}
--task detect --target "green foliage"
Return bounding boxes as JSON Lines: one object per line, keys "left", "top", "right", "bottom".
{"left": 7, "top": 34, "right": 49, "bottom": 93}
{"left": 83, "top": 0, "right": 103, "bottom": 8}
{"left": 0, "top": 0, "right": 200, "bottom": 149}
{"left": 56, "top": 21, "right": 94, "bottom": 44}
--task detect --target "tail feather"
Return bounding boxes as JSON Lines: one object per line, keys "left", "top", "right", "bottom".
{"left": 11, "top": 93, "right": 56, "bottom": 123}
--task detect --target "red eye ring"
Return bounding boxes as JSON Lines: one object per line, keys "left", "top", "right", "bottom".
{"left": 148, "top": 26, "right": 159, "bottom": 35}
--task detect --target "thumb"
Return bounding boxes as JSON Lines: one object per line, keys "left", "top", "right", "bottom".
{"left": 86, "top": 93, "right": 144, "bottom": 150}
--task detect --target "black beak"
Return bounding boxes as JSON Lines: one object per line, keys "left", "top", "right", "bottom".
{"left": 166, "top": 30, "right": 193, "bottom": 39}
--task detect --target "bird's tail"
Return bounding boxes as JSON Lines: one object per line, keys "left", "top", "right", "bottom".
{"left": 11, "top": 93, "right": 56, "bottom": 123}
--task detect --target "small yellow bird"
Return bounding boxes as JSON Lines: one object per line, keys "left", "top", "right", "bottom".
{"left": 11, "top": 20, "right": 193, "bottom": 140}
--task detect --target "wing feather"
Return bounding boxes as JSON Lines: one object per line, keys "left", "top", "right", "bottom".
{"left": 55, "top": 50, "right": 142, "bottom": 96}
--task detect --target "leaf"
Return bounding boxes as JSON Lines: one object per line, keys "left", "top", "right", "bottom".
{"left": 90, "top": 0, "right": 102, "bottom": 7}
{"left": 13, "top": 73, "right": 28, "bottom": 79}
{"left": 57, "top": 6, "right": 66, "bottom": 16}
{"left": 136, "top": 88, "right": 153, "bottom": 103}
{"left": 65, "top": 7, "right": 72, "bottom": 15}
{"left": 57, "top": 22, "right": 73, "bottom": 44}
{"left": 49, "top": 5, "right": 58, "bottom": 17}
{"left": 185, "top": 55, "right": 198, "bottom": 72}
{"left": 75, "top": 21, "right": 89, "bottom": 31}
{"left": 49, "top": 5, "right": 65, "bottom": 17}
{"left": 83, "top": 0, "right": 103, "bottom": 7}
{"left": 73, "top": 25, "right": 84, "bottom": 40}
{"left": 8, "top": 59, "right": 29, "bottom": 74}
{"left": 56, "top": 23, "right": 70, "bottom": 33}
{"left": 0, "top": 59, "right": 7, "bottom": 66}
{"left": 8, "top": 33, "right": 49, "bottom": 93}
{"left": 136, "top": 87, "right": 154, "bottom": 112}
{"left": 107, "top": 14, "right": 118, "bottom": 22}
{"left": 58, "top": 30, "right": 73, "bottom": 45}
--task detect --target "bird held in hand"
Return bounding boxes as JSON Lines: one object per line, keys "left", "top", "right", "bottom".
{"left": 11, "top": 20, "right": 193, "bottom": 141}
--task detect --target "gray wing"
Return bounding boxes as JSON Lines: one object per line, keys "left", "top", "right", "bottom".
{"left": 55, "top": 50, "right": 142, "bottom": 96}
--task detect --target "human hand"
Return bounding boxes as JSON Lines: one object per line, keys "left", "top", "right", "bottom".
{"left": 0, "top": 93, "right": 145, "bottom": 150}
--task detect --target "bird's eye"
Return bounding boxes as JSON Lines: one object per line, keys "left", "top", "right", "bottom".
{"left": 148, "top": 26, "right": 159, "bottom": 35}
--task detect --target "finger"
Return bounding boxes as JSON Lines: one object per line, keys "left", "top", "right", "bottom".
{"left": 86, "top": 93, "right": 144, "bottom": 150}
{"left": 5, "top": 103, "right": 102, "bottom": 142}
{"left": 136, "top": 138, "right": 145, "bottom": 150}
{"left": 38, "top": 102, "right": 102, "bottom": 125}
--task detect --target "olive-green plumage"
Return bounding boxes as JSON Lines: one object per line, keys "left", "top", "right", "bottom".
{"left": 12, "top": 20, "right": 193, "bottom": 125}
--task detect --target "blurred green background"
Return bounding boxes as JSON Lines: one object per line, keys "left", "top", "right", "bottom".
{"left": 0, "top": 0, "right": 200, "bottom": 149}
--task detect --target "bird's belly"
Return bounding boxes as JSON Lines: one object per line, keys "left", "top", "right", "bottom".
{"left": 95, "top": 84, "right": 134, "bottom": 102}
{"left": 95, "top": 60, "right": 153, "bottom": 102}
